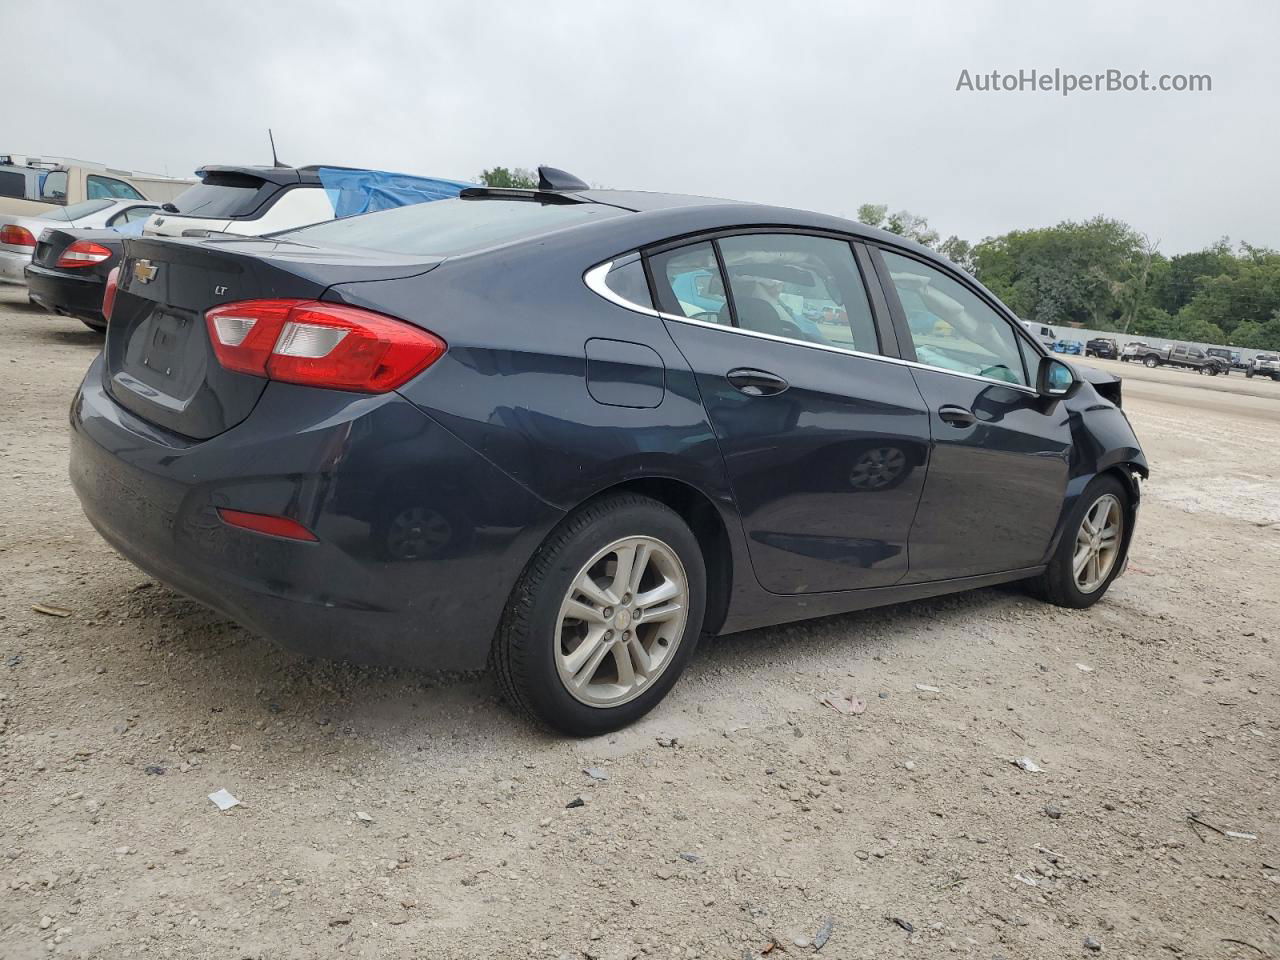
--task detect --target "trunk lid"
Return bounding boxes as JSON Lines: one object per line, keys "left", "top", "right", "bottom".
{"left": 33, "top": 228, "right": 123, "bottom": 272}
{"left": 103, "top": 234, "right": 440, "bottom": 440}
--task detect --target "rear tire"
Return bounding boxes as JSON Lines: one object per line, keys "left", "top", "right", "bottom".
{"left": 1027, "top": 475, "right": 1130, "bottom": 609}
{"left": 1142, "top": 356, "right": 1158, "bottom": 368}
{"left": 80, "top": 318, "right": 106, "bottom": 333}
{"left": 491, "top": 494, "right": 706, "bottom": 735}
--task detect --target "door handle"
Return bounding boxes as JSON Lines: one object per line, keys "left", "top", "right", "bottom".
{"left": 727, "top": 368, "right": 789, "bottom": 397}
{"left": 938, "top": 404, "right": 977, "bottom": 427}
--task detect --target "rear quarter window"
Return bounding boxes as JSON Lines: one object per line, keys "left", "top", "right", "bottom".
{"left": 284, "top": 197, "right": 623, "bottom": 256}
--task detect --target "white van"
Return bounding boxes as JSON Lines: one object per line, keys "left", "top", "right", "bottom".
{"left": 0, "top": 153, "right": 191, "bottom": 219}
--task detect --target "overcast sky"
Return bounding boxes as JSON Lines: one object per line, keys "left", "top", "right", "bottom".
{"left": 7, "top": 0, "right": 1278, "bottom": 253}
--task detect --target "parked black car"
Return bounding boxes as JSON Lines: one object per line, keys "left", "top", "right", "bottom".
{"left": 1086, "top": 338, "right": 1118, "bottom": 359}
{"left": 69, "top": 168, "right": 1148, "bottom": 734}
{"left": 24, "top": 228, "right": 124, "bottom": 331}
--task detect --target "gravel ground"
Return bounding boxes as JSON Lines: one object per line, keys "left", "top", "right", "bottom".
{"left": 1, "top": 287, "right": 1277, "bottom": 960}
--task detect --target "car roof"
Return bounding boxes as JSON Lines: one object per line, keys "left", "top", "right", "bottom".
{"left": 540, "top": 188, "right": 947, "bottom": 260}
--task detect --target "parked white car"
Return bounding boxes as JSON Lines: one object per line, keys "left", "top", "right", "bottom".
{"left": 0, "top": 198, "right": 158, "bottom": 284}
{"left": 144, "top": 165, "right": 336, "bottom": 238}
{"left": 143, "top": 164, "right": 475, "bottom": 238}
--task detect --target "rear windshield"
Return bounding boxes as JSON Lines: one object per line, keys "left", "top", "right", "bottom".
{"left": 41, "top": 198, "right": 115, "bottom": 221}
{"left": 284, "top": 197, "right": 624, "bottom": 256}
{"left": 170, "top": 173, "right": 270, "bottom": 218}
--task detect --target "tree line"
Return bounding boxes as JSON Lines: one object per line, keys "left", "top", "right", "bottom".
{"left": 474, "top": 169, "right": 1280, "bottom": 351}
{"left": 856, "top": 203, "right": 1280, "bottom": 351}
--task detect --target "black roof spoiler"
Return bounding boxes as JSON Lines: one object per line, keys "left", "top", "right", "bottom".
{"left": 195, "top": 163, "right": 362, "bottom": 186}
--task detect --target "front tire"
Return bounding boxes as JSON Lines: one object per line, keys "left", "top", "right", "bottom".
{"left": 492, "top": 494, "right": 706, "bottom": 735}
{"left": 1028, "top": 475, "right": 1130, "bottom": 609}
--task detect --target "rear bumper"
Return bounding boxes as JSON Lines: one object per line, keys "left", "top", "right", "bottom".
{"left": 25, "top": 263, "right": 106, "bottom": 322}
{"left": 0, "top": 248, "right": 30, "bottom": 284}
{"left": 70, "top": 356, "right": 563, "bottom": 670}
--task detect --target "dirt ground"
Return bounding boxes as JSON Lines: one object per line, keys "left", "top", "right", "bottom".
{"left": 1, "top": 286, "right": 1277, "bottom": 960}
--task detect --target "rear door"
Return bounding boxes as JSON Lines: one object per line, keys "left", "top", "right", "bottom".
{"left": 648, "top": 233, "right": 930, "bottom": 594}
{"left": 872, "top": 247, "right": 1071, "bottom": 583}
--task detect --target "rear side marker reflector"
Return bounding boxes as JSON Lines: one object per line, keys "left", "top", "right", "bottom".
{"left": 103, "top": 266, "right": 121, "bottom": 322}
{"left": 205, "top": 299, "right": 446, "bottom": 393}
{"left": 217, "top": 508, "right": 318, "bottom": 542}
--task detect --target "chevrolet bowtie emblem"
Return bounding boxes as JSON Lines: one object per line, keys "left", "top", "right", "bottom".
{"left": 134, "top": 259, "right": 159, "bottom": 284}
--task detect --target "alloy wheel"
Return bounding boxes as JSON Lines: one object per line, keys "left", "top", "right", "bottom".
{"left": 554, "top": 536, "right": 689, "bottom": 708}
{"left": 1073, "top": 493, "right": 1123, "bottom": 593}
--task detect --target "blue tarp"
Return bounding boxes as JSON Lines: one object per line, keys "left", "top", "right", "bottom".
{"left": 316, "top": 167, "right": 475, "bottom": 219}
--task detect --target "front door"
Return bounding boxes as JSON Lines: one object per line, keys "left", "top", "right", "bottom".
{"left": 874, "top": 247, "right": 1071, "bottom": 582}
{"left": 648, "top": 234, "right": 931, "bottom": 594}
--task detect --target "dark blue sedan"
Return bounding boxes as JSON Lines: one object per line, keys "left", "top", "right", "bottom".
{"left": 69, "top": 167, "right": 1147, "bottom": 734}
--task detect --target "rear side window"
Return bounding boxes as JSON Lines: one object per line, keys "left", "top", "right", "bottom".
{"left": 171, "top": 173, "right": 271, "bottom": 218}
{"left": 0, "top": 170, "right": 25, "bottom": 198}
{"left": 285, "top": 197, "right": 623, "bottom": 256}
{"left": 649, "top": 242, "right": 729, "bottom": 324}
{"left": 87, "top": 175, "right": 145, "bottom": 200}
{"left": 108, "top": 205, "right": 156, "bottom": 226}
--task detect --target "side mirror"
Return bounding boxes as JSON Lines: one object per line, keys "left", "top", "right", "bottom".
{"left": 1037, "top": 356, "right": 1077, "bottom": 397}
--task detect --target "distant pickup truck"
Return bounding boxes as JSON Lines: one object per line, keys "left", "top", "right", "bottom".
{"left": 1246, "top": 354, "right": 1280, "bottom": 381}
{"left": 1128, "top": 343, "right": 1230, "bottom": 375}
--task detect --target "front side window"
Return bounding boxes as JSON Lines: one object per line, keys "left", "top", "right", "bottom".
{"left": 717, "top": 234, "right": 878, "bottom": 351}
{"left": 87, "top": 175, "right": 145, "bottom": 200}
{"left": 881, "top": 250, "right": 1028, "bottom": 386}
{"left": 649, "top": 242, "right": 729, "bottom": 324}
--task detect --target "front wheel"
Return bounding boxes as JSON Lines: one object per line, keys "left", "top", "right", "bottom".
{"left": 1027, "top": 475, "right": 1130, "bottom": 609}
{"left": 492, "top": 494, "right": 706, "bottom": 735}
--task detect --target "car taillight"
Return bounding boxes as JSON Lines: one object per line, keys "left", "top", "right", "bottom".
{"left": 56, "top": 240, "right": 114, "bottom": 268}
{"left": 204, "top": 299, "right": 446, "bottom": 393}
{"left": 103, "top": 266, "right": 121, "bottom": 322}
{"left": 0, "top": 225, "right": 36, "bottom": 247}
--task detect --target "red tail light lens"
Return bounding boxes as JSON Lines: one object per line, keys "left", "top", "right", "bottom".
{"left": 205, "top": 299, "right": 446, "bottom": 392}
{"left": 103, "top": 266, "right": 121, "bottom": 322}
{"left": 0, "top": 225, "right": 36, "bottom": 247}
{"left": 56, "top": 240, "right": 114, "bottom": 268}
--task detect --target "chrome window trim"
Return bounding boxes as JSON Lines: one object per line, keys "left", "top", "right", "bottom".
{"left": 583, "top": 259, "right": 1039, "bottom": 396}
